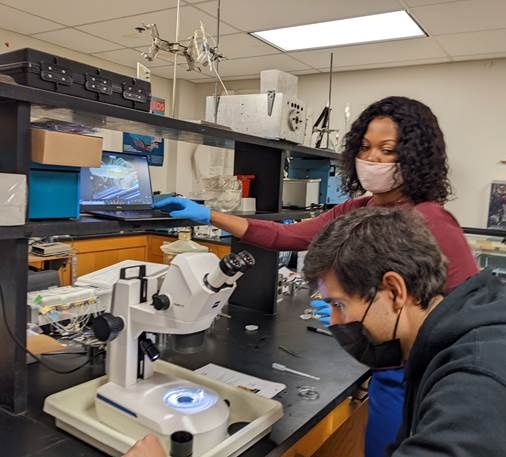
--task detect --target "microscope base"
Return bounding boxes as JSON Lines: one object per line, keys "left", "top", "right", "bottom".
{"left": 43, "top": 360, "right": 283, "bottom": 457}
{"left": 95, "top": 373, "right": 229, "bottom": 454}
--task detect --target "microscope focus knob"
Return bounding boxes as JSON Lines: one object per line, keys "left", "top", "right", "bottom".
{"left": 93, "top": 313, "right": 124, "bottom": 342}
{"left": 152, "top": 293, "right": 170, "bottom": 311}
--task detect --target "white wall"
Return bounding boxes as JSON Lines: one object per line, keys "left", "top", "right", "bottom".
{"left": 194, "top": 60, "right": 506, "bottom": 228}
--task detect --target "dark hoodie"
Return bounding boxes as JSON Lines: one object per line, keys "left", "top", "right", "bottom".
{"left": 387, "top": 270, "right": 506, "bottom": 456}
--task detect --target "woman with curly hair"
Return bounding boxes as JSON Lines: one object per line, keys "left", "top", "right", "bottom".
{"left": 155, "top": 96, "right": 478, "bottom": 456}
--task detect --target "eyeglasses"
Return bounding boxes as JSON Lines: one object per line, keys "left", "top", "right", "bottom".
{"left": 321, "top": 290, "right": 377, "bottom": 324}
{"left": 321, "top": 297, "right": 349, "bottom": 321}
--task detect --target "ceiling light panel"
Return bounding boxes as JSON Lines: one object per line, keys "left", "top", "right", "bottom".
{"left": 251, "top": 11, "right": 426, "bottom": 52}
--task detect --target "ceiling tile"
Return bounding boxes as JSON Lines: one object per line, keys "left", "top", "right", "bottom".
{"left": 194, "top": 0, "right": 403, "bottom": 32}
{"left": 32, "top": 29, "right": 124, "bottom": 53}
{"left": 94, "top": 48, "right": 173, "bottom": 69}
{"left": 150, "top": 64, "right": 213, "bottom": 80}
{"left": 317, "top": 56, "right": 450, "bottom": 72}
{"left": 0, "top": 4, "right": 63, "bottom": 34}
{"left": 437, "top": 29, "right": 506, "bottom": 56}
{"left": 410, "top": 0, "right": 506, "bottom": 35}
{"left": 217, "top": 54, "right": 311, "bottom": 78}
{"left": 148, "top": 65, "right": 173, "bottom": 78}
{"left": 290, "top": 37, "right": 447, "bottom": 68}
{"left": 78, "top": 6, "right": 238, "bottom": 48}
{"left": 217, "top": 33, "right": 278, "bottom": 59}
{"left": 0, "top": 0, "right": 179, "bottom": 26}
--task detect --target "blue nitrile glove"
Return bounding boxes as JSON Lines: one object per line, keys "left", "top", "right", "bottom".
{"left": 310, "top": 299, "right": 331, "bottom": 326}
{"left": 154, "top": 196, "right": 211, "bottom": 225}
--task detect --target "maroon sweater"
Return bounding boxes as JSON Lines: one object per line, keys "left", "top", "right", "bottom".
{"left": 242, "top": 196, "right": 479, "bottom": 292}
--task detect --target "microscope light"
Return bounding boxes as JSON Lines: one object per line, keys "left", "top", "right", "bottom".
{"left": 163, "top": 386, "right": 219, "bottom": 414}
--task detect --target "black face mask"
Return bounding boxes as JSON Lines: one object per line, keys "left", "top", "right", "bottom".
{"left": 328, "top": 294, "right": 404, "bottom": 369}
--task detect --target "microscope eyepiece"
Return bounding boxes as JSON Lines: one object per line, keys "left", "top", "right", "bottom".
{"left": 205, "top": 251, "right": 256, "bottom": 291}
{"left": 237, "top": 250, "right": 255, "bottom": 270}
{"left": 219, "top": 253, "right": 244, "bottom": 277}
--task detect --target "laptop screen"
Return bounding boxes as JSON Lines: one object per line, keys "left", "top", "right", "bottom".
{"left": 80, "top": 151, "right": 153, "bottom": 211}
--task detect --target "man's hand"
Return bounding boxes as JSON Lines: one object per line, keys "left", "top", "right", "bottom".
{"left": 310, "top": 299, "right": 331, "bottom": 326}
{"left": 123, "top": 434, "right": 166, "bottom": 457}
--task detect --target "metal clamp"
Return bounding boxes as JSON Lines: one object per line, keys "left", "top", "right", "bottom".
{"left": 85, "top": 73, "right": 113, "bottom": 95}
{"left": 40, "top": 62, "right": 73, "bottom": 86}
{"left": 267, "top": 90, "right": 276, "bottom": 116}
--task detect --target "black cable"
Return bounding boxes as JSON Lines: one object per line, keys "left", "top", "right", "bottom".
{"left": 0, "top": 283, "right": 91, "bottom": 374}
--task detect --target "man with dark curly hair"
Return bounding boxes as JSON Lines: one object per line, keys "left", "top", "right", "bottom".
{"left": 303, "top": 206, "right": 506, "bottom": 457}
{"left": 155, "top": 96, "right": 479, "bottom": 456}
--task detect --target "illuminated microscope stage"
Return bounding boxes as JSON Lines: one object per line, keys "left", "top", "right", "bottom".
{"left": 44, "top": 361, "right": 283, "bottom": 457}
{"left": 96, "top": 373, "right": 229, "bottom": 454}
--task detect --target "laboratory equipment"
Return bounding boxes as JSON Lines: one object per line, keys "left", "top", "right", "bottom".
{"left": 282, "top": 178, "right": 321, "bottom": 208}
{"left": 205, "top": 92, "right": 306, "bottom": 144}
{"left": 312, "top": 53, "right": 338, "bottom": 150}
{"left": 44, "top": 250, "right": 284, "bottom": 457}
{"left": 205, "top": 69, "right": 305, "bottom": 143}
{"left": 271, "top": 362, "right": 321, "bottom": 381}
{"left": 160, "top": 229, "right": 209, "bottom": 264}
{"left": 27, "top": 285, "right": 106, "bottom": 330}
{"left": 197, "top": 175, "right": 242, "bottom": 212}
{"left": 287, "top": 158, "right": 347, "bottom": 205}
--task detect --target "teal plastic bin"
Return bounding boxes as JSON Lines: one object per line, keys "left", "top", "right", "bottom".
{"left": 28, "top": 164, "right": 80, "bottom": 219}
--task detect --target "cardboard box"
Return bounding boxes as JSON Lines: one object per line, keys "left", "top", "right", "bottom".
{"left": 31, "top": 129, "right": 102, "bottom": 167}
{"left": 27, "top": 334, "right": 66, "bottom": 355}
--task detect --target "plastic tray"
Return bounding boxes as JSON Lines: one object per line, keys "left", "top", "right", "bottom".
{"left": 43, "top": 360, "right": 283, "bottom": 457}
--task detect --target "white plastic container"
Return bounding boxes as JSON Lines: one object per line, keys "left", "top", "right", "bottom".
{"left": 160, "top": 229, "right": 209, "bottom": 264}
{"left": 282, "top": 179, "right": 321, "bottom": 208}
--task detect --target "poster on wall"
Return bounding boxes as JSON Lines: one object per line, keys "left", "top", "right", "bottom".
{"left": 122, "top": 133, "right": 164, "bottom": 166}
{"left": 487, "top": 181, "right": 506, "bottom": 229}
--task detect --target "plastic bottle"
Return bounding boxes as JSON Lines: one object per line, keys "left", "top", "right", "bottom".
{"left": 160, "top": 228, "right": 208, "bottom": 264}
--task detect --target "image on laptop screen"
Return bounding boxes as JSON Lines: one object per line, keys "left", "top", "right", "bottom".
{"left": 80, "top": 151, "right": 153, "bottom": 211}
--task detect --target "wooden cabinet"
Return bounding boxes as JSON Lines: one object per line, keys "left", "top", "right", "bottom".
{"left": 28, "top": 253, "right": 73, "bottom": 286}
{"left": 281, "top": 397, "right": 368, "bottom": 457}
{"left": 147, "top": 234, "right": 168, "bottom": 264}
{"left": 35, "top": 234, "right": 232, "bottom": 285}
{"left": 196, "top": 240, "right": 231, "bottom": 259}
{"left": 58, "top": 235, "right": 148, "bottom": 281}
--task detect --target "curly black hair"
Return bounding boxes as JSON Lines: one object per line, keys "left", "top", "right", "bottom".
{"left": 340, "top": 96, "right": 452, "bottom": 204}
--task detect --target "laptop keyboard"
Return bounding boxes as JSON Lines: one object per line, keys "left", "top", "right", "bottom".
{"left": 109, "top": 210, "right": 171, "bottom": 219}
{"left": 88, "top": 209, "right": 172, "bottom": 220}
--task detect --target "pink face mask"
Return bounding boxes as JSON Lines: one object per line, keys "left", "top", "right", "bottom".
{"left": 355, "top": 158, "right": 404, "bottom": 194}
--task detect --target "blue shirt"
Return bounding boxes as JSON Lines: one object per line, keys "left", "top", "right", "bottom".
{"left": 366, "top": 368, "right": 405, "bottom": 457}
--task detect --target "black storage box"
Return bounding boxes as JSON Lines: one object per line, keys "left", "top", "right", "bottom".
{"left": 0, "top": 48, "right": 151, "bottom": 111}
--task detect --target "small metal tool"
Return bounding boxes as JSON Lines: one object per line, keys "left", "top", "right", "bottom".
{"left": 272, "top": 362, "right": 320, "bottom": 381}
{"left": 278, "top": 345, "right": 300, "bottom": 358}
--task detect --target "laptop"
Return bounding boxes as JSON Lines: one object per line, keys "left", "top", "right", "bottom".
{"left": 80, "top": 151, "right": 173, "bottom": 221}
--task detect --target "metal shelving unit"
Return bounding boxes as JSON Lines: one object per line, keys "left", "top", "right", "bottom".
{"left": 0, "top": 80, "right": 334, "bottom": 414}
